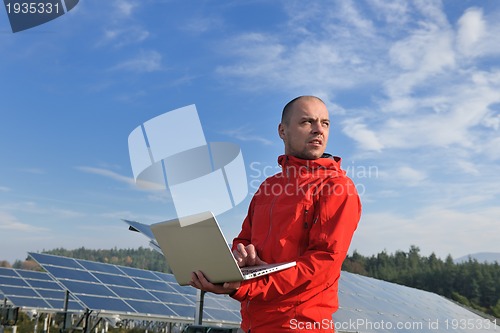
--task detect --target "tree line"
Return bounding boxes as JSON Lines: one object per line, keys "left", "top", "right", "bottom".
{"left": 2, "top": 246, "right": 171, "bottom": 273}
{"left": 342, "top": 245, "right": 500, "bottom": 319}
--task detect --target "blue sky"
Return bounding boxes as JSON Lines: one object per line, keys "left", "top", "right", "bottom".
{"left": 1, "top": 0, "right": 499, "bottom": 263}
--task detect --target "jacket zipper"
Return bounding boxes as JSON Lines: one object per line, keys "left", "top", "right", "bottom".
{"left": 264, "top": 190, "right": 279, "bottom": 251}
{"left": 263, "top": 161, "right": 288, "bottom": 251}
{"left": 246, "top": 299, "right": 251, "bottom": 331}
{"left": 299, "top": 209, "right": 309, "bottom": 256}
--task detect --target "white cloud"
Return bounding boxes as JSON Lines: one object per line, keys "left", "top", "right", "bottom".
{"left": 181, "top": 16, "right": 224, "bottom": 34}
{"left": 216, "top": 32, "right": 379, "bottom": 94}
{"left": 337, "top": 0, "right": 376, "bottom": 36}
{"left": 0, "top": 186, "right": 10, "bottom": 192}
{"left": 215, "top": 1, "right": 499, "bottom": 157}
{"left": 352, "top": 205, "right": 500, "bottom": 259}
{"left": 220, "top": 126, "right": 274, "bottom": 146}
{"left": 76, "top": 166, "right": 135, "bottom": 186}
{"left": 413, "top": 0, "right": 448, "bottom": 27}
{"left": 0, "top": 211, "right": 48, "bottom": 232}
{"left": 482, "top": 113, "right": 500, "bottom": 131}
{"left": 455, "top": 159, "right": 480, "bottom": 176}
{"left": 367, "top": 0, "right": 410, "bottom": 25}
{"left": 114, "top": 0, "right": 137, "bottom": 17}
{"left": 394, "top": 166, "right": 427, "bottom": 186}
{"left": 76, "top": 166, "right": 169, "bottom": 192}
{"left": 456, "top": 7, "right": 486, "bottom": 57}
{"left": 99, "top": 26, "right": 150, "bottom": 47}
{"left": 0, "top": 202, "right": 84, "bottom": 221}
{"left": 385, "top": 24, "right": 455, "bottom": 102}
{"left": 484, "top": 137, "right": 500, "bottom": 160}
{"left": 342, "top": 118, "right": 384, "bottom": 151}
{"left": 94, "top": 0, "right": 150, "bottom": 49}
{"left": 216, "top": 1, "right": 393, "bottom": 94}
{"left": 350, "top": 68, "right": 500, "bottom": 153}
{"left": 111, "top": 50, "right": 163, "bottom": 73}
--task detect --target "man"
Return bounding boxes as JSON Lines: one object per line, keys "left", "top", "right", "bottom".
{"left": 190, "top": 96, "right": 361, "bottom": 332}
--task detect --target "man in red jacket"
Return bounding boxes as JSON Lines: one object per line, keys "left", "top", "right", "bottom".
{"left": 190, "top": 96, "right": 362, "bottom": 333}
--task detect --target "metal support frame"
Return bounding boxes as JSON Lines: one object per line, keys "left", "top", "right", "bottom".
{"left": 194, "top": 290, "right": 205, "bottom": 325}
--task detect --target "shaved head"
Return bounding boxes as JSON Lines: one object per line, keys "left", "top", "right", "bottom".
{"left": 281, "top": 96, "right": 326, "bottom": 125}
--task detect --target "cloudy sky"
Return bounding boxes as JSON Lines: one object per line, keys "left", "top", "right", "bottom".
{"left": 1, "top": 0, "right": 499, "bottom": 263}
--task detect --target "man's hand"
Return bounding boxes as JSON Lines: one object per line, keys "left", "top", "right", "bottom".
{"left": 189, "top": 271, "right": 241, "bottom": 295}
{"left": 233, "top": 243, "right": 267, "bottom": 267}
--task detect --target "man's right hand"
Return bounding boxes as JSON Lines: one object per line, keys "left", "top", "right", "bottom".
{"left": 233, "top": 243, "right": 267, "bottom": 267}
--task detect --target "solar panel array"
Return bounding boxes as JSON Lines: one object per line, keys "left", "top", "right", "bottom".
{"left": 3, "top": 254, "right": 498, "bottom": 332}
{"left": 334, "top": 271, "right": 499, "bottom": 333}
{"left": 0, "top": 267, "right": 84, "bottom": 311}
{"left": 28, "top": 252, "right": 241, "bottom": 324}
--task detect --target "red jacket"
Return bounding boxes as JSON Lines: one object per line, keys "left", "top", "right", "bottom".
{"left": 231, "top": 155, "right": 361, "bottom": 333}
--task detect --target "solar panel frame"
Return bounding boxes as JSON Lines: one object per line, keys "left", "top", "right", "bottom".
{"left": 29, "top": 252, "right": 242, "bottom": 324}
{"left": 0, "top": 285, "right": 39, "bottom": 298}
{"left": 108, "top": 285, "right": 157, "bottom": 301}
{"left": 4, "top": 296, "right": 51, "bottom": 308}
{"left": 0, "top": 268, "right": 18, "bottom": 277}
{"left": 166, "top": 303, "right": 195, "bottom": 318}
{"left": 15, "top": 270, "right": 52, "bottom": 280}
{"left": 58, "top": 280, "right": 116, "bottom": 297}
{"left": 92, "top": 272, "right": 141, "bottom": 288}
{"left": 78, "top": 260, "right": 124, "bottom": 275}
{"left": 43, "top": 266, "right": 99, "bottom": 282}
{"left": 0, "top": 276, "right": 29, "bottom": 287}
{"left": 149, "top": 291, "right": 193, "bottom": 305}
{"left": 0, "top": 267, "right": 85, "bottom": 312}
{"left": 76, "top": 294, "right": 136, "bottom": 313}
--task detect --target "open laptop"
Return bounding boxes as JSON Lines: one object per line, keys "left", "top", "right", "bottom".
{"left": 149, "top": 211, "right": 296, "bottom": 286}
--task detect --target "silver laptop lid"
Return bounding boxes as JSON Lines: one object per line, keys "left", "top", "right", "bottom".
{"left": 150, "top": 211, "right": 244, "bottom": 285}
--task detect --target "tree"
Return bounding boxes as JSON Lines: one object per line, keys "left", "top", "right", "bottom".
{"left": 492, "top": 299, "right": 500, "bottom": 318}
{"left": 0, "top": 260, "right": 11, "bottom": 268}
{"left": 20, "top": 260, "right": 41, "bottom": 271}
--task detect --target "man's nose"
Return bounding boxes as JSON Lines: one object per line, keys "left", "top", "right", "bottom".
{"left": 312, "top": 121, "right": 325, "bottom": 134}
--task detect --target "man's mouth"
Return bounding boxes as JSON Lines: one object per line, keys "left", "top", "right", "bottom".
{"left": 309, "top": 138, "right": 323, "bottom": 145}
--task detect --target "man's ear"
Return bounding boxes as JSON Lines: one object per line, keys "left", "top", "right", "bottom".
{"left": 278, "top": 123, "right": 286, "bottom": 140}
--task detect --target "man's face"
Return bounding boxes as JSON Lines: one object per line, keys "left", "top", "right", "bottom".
{"left": 278, "top": 98, "right": 330, "bottom": 160}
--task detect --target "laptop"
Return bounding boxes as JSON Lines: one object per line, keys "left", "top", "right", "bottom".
{"left": 149, "top": 211, "right": 296, "bottom": 286}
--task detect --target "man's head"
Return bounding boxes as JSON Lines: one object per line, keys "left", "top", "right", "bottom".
{"left": 278, "top": 96, "right": 330, "bottom": 160}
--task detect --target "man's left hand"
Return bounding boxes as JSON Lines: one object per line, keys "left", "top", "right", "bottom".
{"left": 189, "top": 271, "right": 241, "bottom": 295}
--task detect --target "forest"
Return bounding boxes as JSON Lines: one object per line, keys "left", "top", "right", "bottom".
{"left": 2, "top": 247, "right": 171, "bottom": 273}
{"left": 1, "top": 245, "right": 499, "bottom": 319}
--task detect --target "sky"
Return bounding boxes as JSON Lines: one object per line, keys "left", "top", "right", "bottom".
{"left": 1, "top": 0, "right": 499, "bottom": 264}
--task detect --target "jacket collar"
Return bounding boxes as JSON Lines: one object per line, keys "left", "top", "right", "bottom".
{"left": 277, "top": 154, "right": 343, "bottom": 172}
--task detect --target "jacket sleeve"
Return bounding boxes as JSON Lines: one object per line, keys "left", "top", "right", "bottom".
{"left": 230, "top": 178, "right": 361, "bottom": 302}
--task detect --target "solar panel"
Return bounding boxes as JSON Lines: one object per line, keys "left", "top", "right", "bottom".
{"left": 334, "top": 271, "right": 499, "bottom": 333}
{"left": 29, "top": 252, "right": 241, "bottom": 324}
{"left": 0, "top": 267, "right": 84, "bottom": 312}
